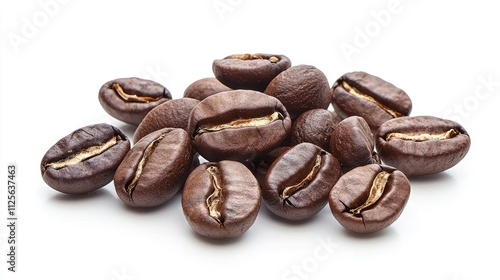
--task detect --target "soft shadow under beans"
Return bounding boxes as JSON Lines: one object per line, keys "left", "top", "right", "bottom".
{"left": 260, "top": 203, "right": 325, "bottom": 227}
{"left": 189, "top": 229, "right": 248, "bottom": 246}
{"left": 118, "top": 191, "right": 182, "bottom": 215}
{"left": 50, "top": 187, "right": 114, "bottom": 203}
{"left": 341, "top": 226, "right": 398, "bottom": 240}
{"left": 408, "top": 172, "right": 456, "bottom": 187}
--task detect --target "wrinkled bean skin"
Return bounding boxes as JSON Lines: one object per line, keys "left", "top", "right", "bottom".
{"left": 375, "top": 116, "right": 471, "bottom": 176}
{"left": 329, "top": 164, "right": 411, "bottom": 234}
{"left": 41, "top": 123, "right": 130, "bottom": 194}
{"left": 133, "top": 98, "right": 200, "bottom": 143}
{"left": 187, "top": 90, "right": 292, "bottom": 162}
{"left": 98, "top": 77, "right": 172, "bottom": 125}
{"left": 331, "top": 71, "right": 412, "bottom": 132}
{"left": 183, "top": 77, "right": 232, "bottom": 101}
{"left": 290, "top": 109, "right": 340, "bottom": 151}
{"left": 330, "top": 116, "right": 380, "bottom": 172}
{"left": 262, "top": 143, "right": 342, "bottom": 221}
{"left": 265, "top": 65, "right": 331, "bottom": 119}
{"left": 114, "top": 128, "right": 194, "bottom": 207}
{"left": 182, "top": 160, "right": 261, "bottom": 239}
{"left": 213, "top": 53, "right": 291, "bottom": 92}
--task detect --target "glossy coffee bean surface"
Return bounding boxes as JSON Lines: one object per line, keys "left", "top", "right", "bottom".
{"left": 329, "top": 164, "right": 411, "bottom": 234}
{"left": 98, "top": 77, "right": 172, "bottom": 125}
{"left": 41, "top": 123, "right": 130, "bottom": 194}
{"left": 188, "top": 90, "right": 292, "bottom": 162}
{"left": 375, "top": 116, "right": 471, "bottom": 176}
{"left": 114, "top": 128, "right": 194, "bottom": 207}
{"left": 290, "top": 108, "right": 340, "bottom": 151}
{"left": 133, "top": 98, "right": 200, "bottom": 143}
{"left": 331, "top": 71, "right": 412, "bottom": 132}
{"left": 330, "top": 116, "right": 380, "bottom": 172}
{"left": 213, "top": 53, "right": 291, "bottom": 92}
{"left": 183, "top": 77, "right": 232, "bottom": 101}
{"left": 265, "top": 65, "right": 331, "bottom": 119}
{"left": 182, "top": 160, "right": 261, "bottom": 239}
{"left": 262, "top": 143, "right": 342, "bottom": 221}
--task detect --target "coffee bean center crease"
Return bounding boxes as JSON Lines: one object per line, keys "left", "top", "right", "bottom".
{"left": 206, "top": 166, "right": 224, "bottom": 225}
{"left": 112, "top": 83, "right": 162, "bottom": 103}
{"left": 45, "top": 135, "right": 120, "bottom": 170}
{"left": 349, "top": 170, "right": 390, "bottom": 215}
{"left": 386, "top": 129, "right": 460, "bottom": 142}
{"left": 281, "top": 154, "right": 322, "bottom": 203}
{"left": 341, "top": 81, "right": 403, "bottom": 118}
{"left": 126, "top": 133, "right": 166, "bottom": 195}
{"left": 196, "top": 112, "right": 283, "bottom": 135}
{"left": 230, "top": 53, "right": 279, "bottom": 63}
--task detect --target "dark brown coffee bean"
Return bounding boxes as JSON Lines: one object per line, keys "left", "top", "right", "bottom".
{"left": 329, "top": 164, "right": 411, "bottom": 234}
{"left": 265, "top": 65, "right": 331, "bottom": 119}
{"left": 183, "top": 77, "right": 232, "bottom": 101}
{"left": 40, "top": 123, "right": 130, "bottom": 194}
{"left": 182, "top": 160, "right": 261, "bottom": 239}
{"left": 133, "top": 98, "right": 200, "bottom": 143}
{"left": 331, "top": 71, "right": 412, "bottom": 132}
{"left": 212, "top": 53, "right": 291, "bottom": 92}
{"left": 375, "top": 116, "right": 471, "bottom": 176}
{"left": 187, "top": 90, "right": 292, "bottom": 162}
{"left": 262, "top": 143, "right": 342, "bottom": 221}
{"left": 253, "top": 146, "right": 291, "bottom": 186}
{"left": 114, "top": 128, "right": 194, "bottom": 207}
{"left": 330, "top": 116, "right": 380, "bottom": 172}
{"left": 98, "top": 77, "right": 172, "bottom": 125}
{"left": 290, "top": 109, "right": 340, "bottom": 151}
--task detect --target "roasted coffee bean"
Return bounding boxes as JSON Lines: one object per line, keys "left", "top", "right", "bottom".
{"left": 265, "top": 65, "right": 331, "bottom": 119}
{"left": 98, "top": 77, "right": 172, "bottom": 125}
{"left": 187, "top": 90, "right": 292, "bottom": 162}
{"left": 212, "top": 53, "right": 291, "bottom": 92}
{"left": 133, "top": 98, "right": 200, "bottom": 143}
{"left": 331, "top": 71, "right": 412, "bottom": 132}
{"left": 329, "top": 164, "right": 411, "bottom": 234}
{"left": 253, "top": 146, "right": 291, "bottom": 186}
{"left": 41, "top": 123, "right": 130, "bottom": 194}
{"left": 262, "top": 143, "right": 342, "bottom": 221}
{"left": 375, "top": 116, "right": 471, "bottom": 176}
{"left": 330, "top": 116, "right": 380, "bottom": 172}
{"left": 114, "top": 128, "right": 194, "bottom": 207}
{"left": 183, "top": 77, "right": 232, "bottom": 101}
{"left": 182, "top": 160, "right": 261, "bottom": 239}
{"left": 290, "top": 109, "right": 341, "bottom": 151}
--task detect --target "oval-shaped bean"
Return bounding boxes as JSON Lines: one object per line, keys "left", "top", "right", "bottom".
{"left": 187, "top": 90, "right": 292, "bottom": 162}
{"left": 182, "top": 160, "right": 261, "bottom": 239}
{"left": 262, "top": 143, "right": 342, "bottom": 221}
{"left": 40, "top": 123, "right": 130, "bottom": 194}
{"left": 213, "top": 53, "right": 291, "bottom": 92}
{"left": 329, "top": 164, "right": 411, "bottom": 234}
{"left": 114, "top": 128, "right": 194, "bottom": 207}
{"left": 98, "top": 77, "right": 172, "bottom": 125}
{"left": 375, "top": 116, "right": 471, "bottom": 176}
{"left": 331, "top": 71, "right": 412, "bottom": 132}
{"left": 330, "top": 116, "right": 380, "bottom": 172}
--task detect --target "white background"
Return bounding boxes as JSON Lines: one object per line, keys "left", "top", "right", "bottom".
{"left": 1, "top": 1, "right": 499, "bottom": 280}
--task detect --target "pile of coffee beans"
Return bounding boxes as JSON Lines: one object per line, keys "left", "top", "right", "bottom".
{"left": 40, "top": 53, "right": 471, "bottom": 238}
